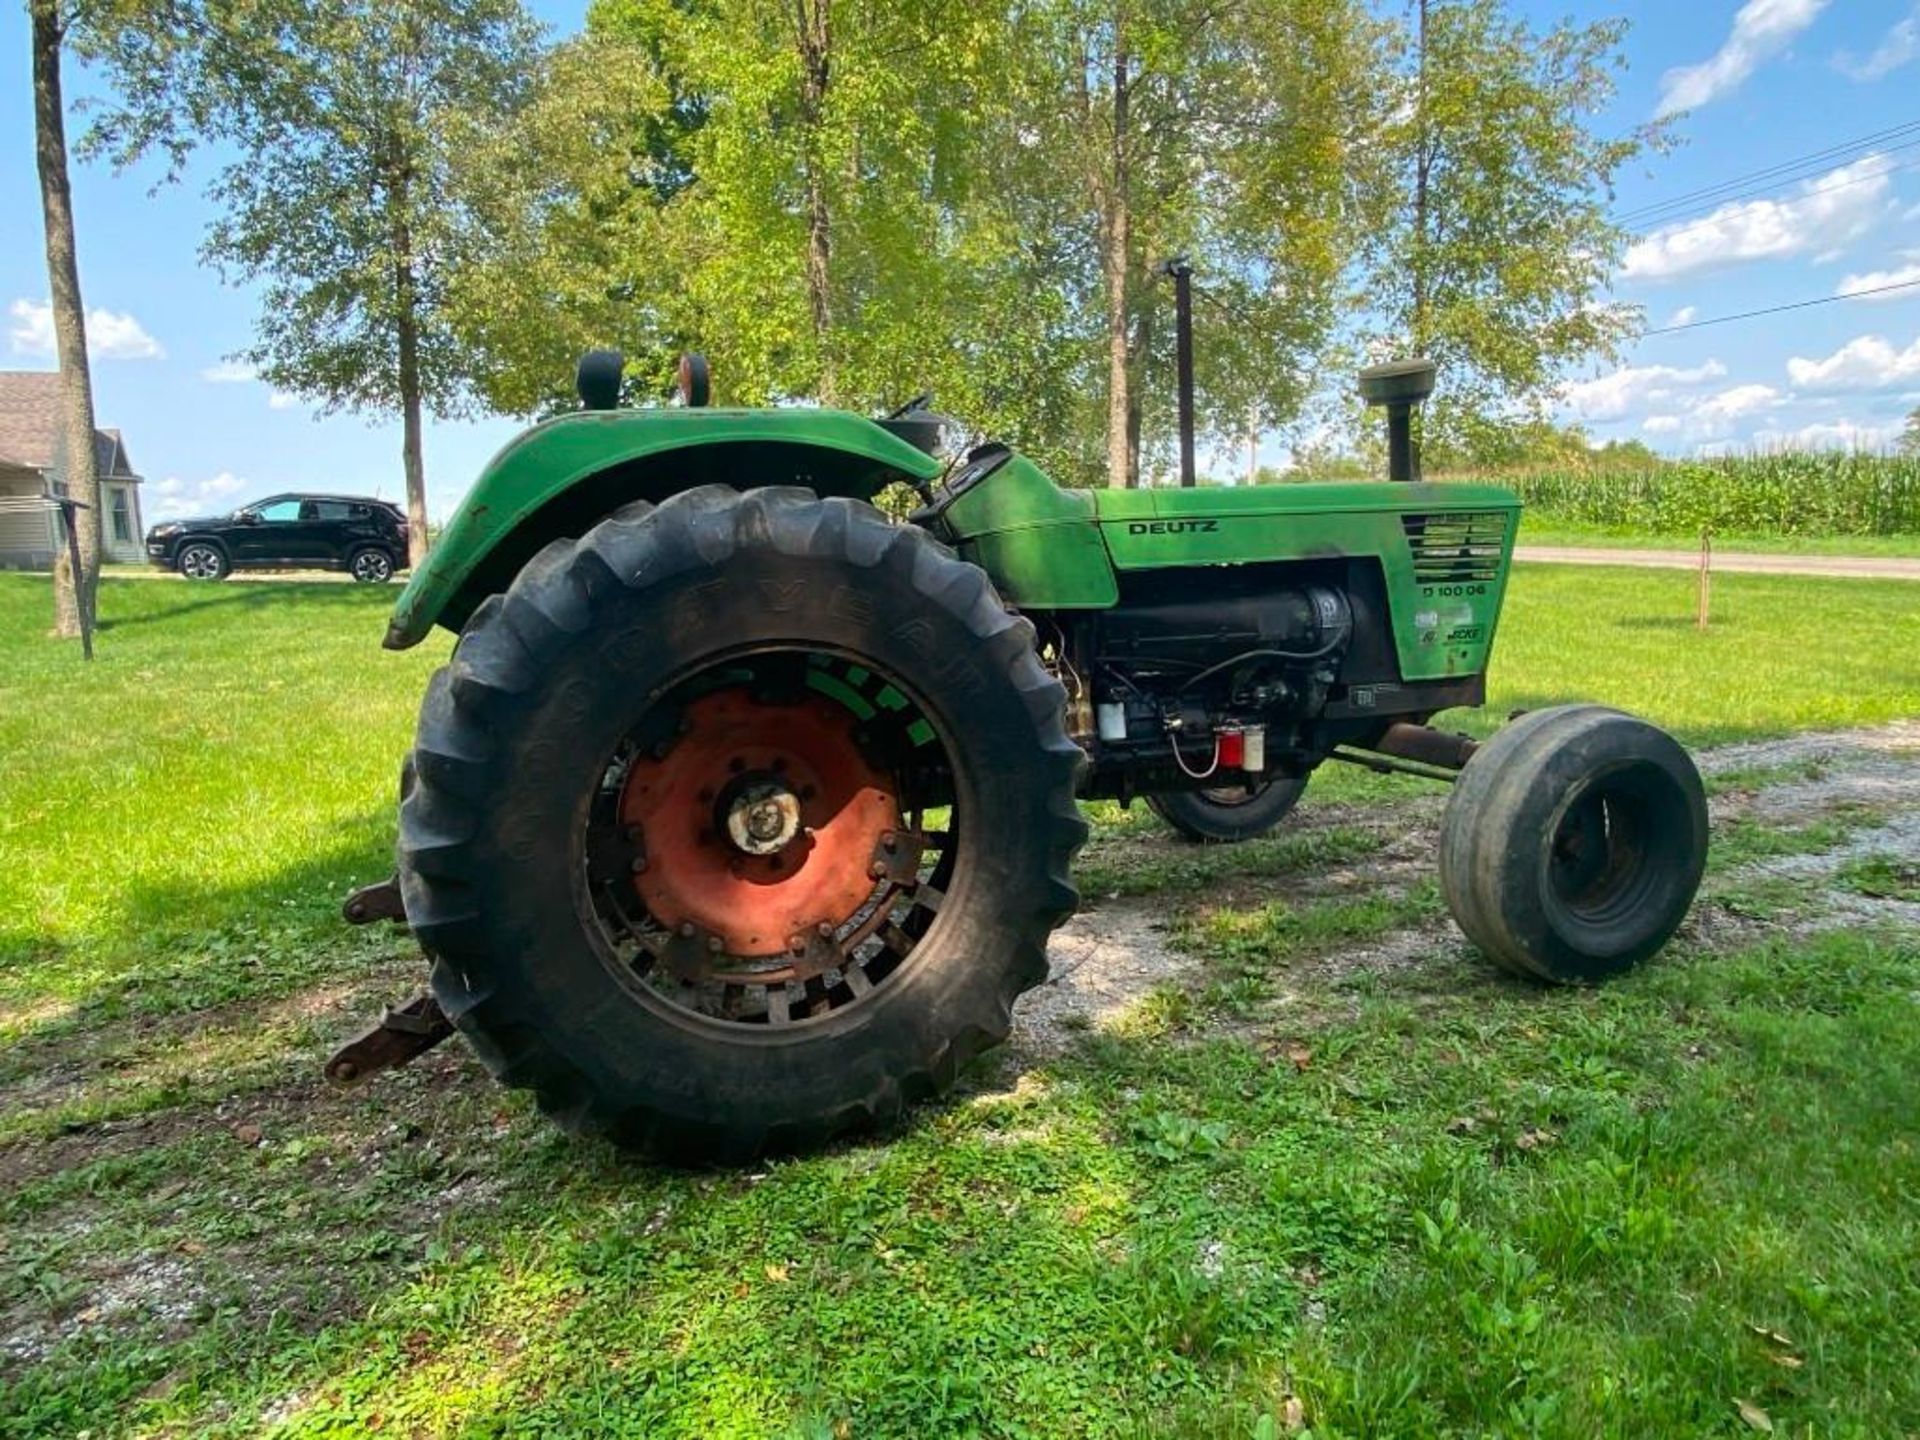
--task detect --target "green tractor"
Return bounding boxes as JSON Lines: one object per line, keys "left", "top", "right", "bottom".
{"left": 329, "top": 345, "right": 1709, "bottom": 1162}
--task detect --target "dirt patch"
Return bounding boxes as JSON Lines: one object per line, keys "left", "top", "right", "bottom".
{"left": 1012, "top": 898, "right": 1192, "bottom": 1062}
{"left": 1016, "top": 722, "right": 1920, "bottom": 1055}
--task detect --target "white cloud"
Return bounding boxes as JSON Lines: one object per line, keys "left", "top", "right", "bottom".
{"left": 149, "top": 471, "right": 248, "bottom": 521}
{"left": 1656, "top": 0, "right": 1830, "bottom": 116}
{"left": 1561, "top": 359, "right": 1727, "bottom": 421}
{"left": 267, "top": 391, "right": 299, "bottom": 411}
{"left": 1664, "top": 305, "right": 1698, "bottom": 327}
{"left": 1834, "top": 254, "right": 1920, "bottom": 298}
{"left": 1752, "top": 417, "right": 1906, "bottom": 449}
{"left": 1631, "top": 383, "right": 1785, "bottom": 443}
{"left": 1622, "top": 154, "right": 1893, "bottom": 282}
{"left": 1692, "top": 383, "right": 1784, "bottom": 428}
{"left": 1786, "top": 333, "right": 1920, "bottom": 390}
{"left": 1835, "top": 5, "right": 1919, "bottom": 81}
{"left": 201, "top": 360, "right": 258, "bottom": 383}
{"left": 8, "top": 298, "right": 165, "bottom": 361}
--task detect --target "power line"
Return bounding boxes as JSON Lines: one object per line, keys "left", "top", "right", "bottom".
{"left": 1640, "top": 277, "right": 1920, "bottom": 336}
{"left": 1622, "top": 144, "right": 1920, "bottom": 234}
{"left": 1616, "top": 117, "right": 1920, "bottom": 226}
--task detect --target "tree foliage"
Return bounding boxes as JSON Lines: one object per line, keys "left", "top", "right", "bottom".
{"left": 80, "top": 0, "right": 1652, "bottom": 496}
{"left": 1363, "top": 0, "right": 1660, "bottom": 454}
{"left": 84, "top": 0, "right": 543, "bottom": 559}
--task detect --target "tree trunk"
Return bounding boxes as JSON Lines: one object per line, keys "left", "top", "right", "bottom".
{"left": 1411, "top": 0, "right": 1431, "bottom": 351}
{"left": 390, "top": 153, "right": 429, "bottom": 568}
{"left": 1101, "top": 43, "right": 1133, "bottom": 488}
{"left": 796, "top": 0, "right": 834, "bottom": 402}
{"left": 30, "top": 0, "right": 102, "bottom": 637}
{"left": 398, "top": 320, "right": 427, "bottom": 569}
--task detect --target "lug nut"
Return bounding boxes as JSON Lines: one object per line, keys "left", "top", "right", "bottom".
{"left": 869, "top": 861, "right": 888, "bottom": 879}
{"left": 788, "top": 934, "right": 806, "bottom": 954}
{"left": 631, "top": 857, "right": 648, "bottom": 873}
{"left": 678, "top": 922, "right": 696, "bottom": 939}
{"left": 816, "top": 921, "right": 834, "bottom": 937}
{"left": 706, "top": 936, "right": 723, "bottom": 953}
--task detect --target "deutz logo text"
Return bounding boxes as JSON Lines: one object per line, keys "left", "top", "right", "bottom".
{"left": 1127, "top": 519, "right": 1220, "bottom": 535}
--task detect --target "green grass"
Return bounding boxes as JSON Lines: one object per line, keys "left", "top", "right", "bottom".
{"left": 2, "top": 571, "right": 1917, "bottom": 1439}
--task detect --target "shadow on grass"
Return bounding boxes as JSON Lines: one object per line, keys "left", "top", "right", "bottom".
{"left": 95, "top": 581, "right": 392, "bottom": 632}
{"left": 0, "top": 808, "right": 400, "bottom": 1058}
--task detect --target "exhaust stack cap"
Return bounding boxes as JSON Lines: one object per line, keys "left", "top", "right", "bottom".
{"left": 1357, "top": 357, "right": 1437, "bottom": 408}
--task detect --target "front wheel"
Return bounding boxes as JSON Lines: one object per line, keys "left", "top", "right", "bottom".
{"left": 1439, "top": 705, "right": 1707, "bottom": 983}
{"left": 1147, "top": 776, "right": 1308, "bottom": 843}
{"left": 348, "top": 547, "right": 394, "bottom": 583}
{"left": 176, "top": 542, "right": 228, "bottom": 581}
{"left": 397, "top": 487, "right": 1086, "bottom": 1161}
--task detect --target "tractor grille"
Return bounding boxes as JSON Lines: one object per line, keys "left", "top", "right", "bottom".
{"left": 1401, "top": 511, "right": 1509, "bottom": 583}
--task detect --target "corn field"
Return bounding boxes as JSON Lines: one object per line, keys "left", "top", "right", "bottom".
{"left": 1464, "top": 452, "right": 1920, "bottom": 536}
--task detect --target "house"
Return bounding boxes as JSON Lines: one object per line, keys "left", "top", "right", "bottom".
{"left": 0, "top": 371, "right": 146, "bottom": 570}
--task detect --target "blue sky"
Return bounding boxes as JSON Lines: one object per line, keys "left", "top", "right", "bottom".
{"left": 3, "top": 1, "right": 1919, "bottom": 522}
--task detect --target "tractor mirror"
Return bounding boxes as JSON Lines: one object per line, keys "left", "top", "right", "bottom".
{"left": 577, "top": 349, "right": 625, "bottom": 411}
{"left": 677, "top": 352, "right": 711, "bottom": 408}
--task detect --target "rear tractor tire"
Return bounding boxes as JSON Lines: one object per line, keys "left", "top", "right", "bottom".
{"left": 397, "top": 486, "right": 1086, "bottom": 1162}
{"left": 1147, "top": 776, "right": 1308, "bottom": 843}
{"left": 1438, "top": 704, "right": 1707, "bottom": 983}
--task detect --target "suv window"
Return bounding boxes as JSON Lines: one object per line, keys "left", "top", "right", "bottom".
{"left": 254, "top": 499, "right": 302, "bottom": 523}
{"left": 309, "top": 500, "right": 357, "bottom": 521}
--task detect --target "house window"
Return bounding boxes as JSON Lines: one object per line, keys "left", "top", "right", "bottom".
{"left": 109, "top": 487, "right": 133, "bottom": 545}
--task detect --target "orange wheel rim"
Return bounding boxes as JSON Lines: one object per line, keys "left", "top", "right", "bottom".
{"left": 618, "top": 688, "right": 900, "bottom": 958}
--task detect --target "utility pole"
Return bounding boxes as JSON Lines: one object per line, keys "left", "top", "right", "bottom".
{"left": 1158, "top": 256, "right": 1197, "bottom": 487}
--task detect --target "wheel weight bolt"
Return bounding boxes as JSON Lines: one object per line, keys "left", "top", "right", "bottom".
{"left": 816, "top": 921, "right": 834, "bottom": 937}
{"left": 787, "top": 934, "right": 806, "bottom": 954}
{"left": 631, "top": 857, "right": 647, "bottom": 873}
{"left": 706, "top": 936, "right": 723, "bottom": 953}
{"left": 678, "top": 922, "right": 696, "bottom": 939}
{"left": 869, "top": 861, "right": 888, "bottom": 879}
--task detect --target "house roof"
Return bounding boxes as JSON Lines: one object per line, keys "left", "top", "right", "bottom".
{"left": 0, "top": 371, "right": 139, "bottom": 481}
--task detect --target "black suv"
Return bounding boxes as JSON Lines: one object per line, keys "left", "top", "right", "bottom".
{"left": 146, "top": 493, "right": 409, "bottom": 582}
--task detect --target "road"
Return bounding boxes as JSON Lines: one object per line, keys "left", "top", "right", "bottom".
{"left": 1514, "top": 546, "right": 1920, "bottom": 581}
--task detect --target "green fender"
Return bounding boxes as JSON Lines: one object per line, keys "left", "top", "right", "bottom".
{"left": 385, "top": 408, "right": 942, "bottom": 649}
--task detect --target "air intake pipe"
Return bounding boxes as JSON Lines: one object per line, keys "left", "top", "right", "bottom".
{"left": 1358, "top": 358, "right": 1437, "bottom": 482}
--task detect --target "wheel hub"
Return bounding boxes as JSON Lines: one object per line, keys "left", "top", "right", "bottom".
{"left": 618, "top": 689, "right": 899, "bottom": 958}
{"left": 719, "top": 775, "right": 803, "bottom": 855}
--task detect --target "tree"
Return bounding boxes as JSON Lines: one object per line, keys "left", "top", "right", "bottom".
{"left": 1902, "top": 404, "right": 1920, "bottom": 455}
{"left": 454, "top": 0, "right": 1104, "bottom": 481}
{"left": 87, "top": 0, "right": 543, "bottom": 565}
{"left": 29, "top": 0, "right": 103, "bottom": 639}
{"left": 989, "top": 0, "right": 1383, "bottom": 486}
{"left": 1365, "top": 0, "right": 1658, "bottom": 451}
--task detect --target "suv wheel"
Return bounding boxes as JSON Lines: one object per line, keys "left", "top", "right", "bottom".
{"left": 349, "top": 548, "right": 394, "bottom": 583}
{"left": 177, "top": 542, "right": 229, "bottom": 581}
